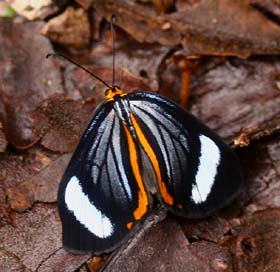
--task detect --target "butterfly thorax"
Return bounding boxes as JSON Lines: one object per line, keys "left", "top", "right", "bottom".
{"left": 105, "top": 86, "right": 133, "bottom": 128}
{"left": 105, "top": 86, "right": 126, "bottom": 101}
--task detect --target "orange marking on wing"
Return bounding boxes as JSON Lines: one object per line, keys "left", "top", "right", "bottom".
{"left": 126, "top": 222, "right": 133, "bottom": 229}
{"left": 123, "top": 125, "right": 149, "bottom": 220}
{"left": 130, "top": 114, "right": 174, "bottom": 206}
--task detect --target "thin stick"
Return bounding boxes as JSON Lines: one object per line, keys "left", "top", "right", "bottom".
{"left": 46, "top": 53, "right": 111, "bottom": 89}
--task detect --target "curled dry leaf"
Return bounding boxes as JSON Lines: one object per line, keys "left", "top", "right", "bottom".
{"left": 41, "top": 7, "right": 91, "bottom": 49}
{"left": 93, "top": 0, "right": 280, "bottom": 57}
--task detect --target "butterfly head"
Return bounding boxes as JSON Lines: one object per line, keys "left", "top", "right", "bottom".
{"left": 105, "top": 86, "right": 126, "bottom": 101}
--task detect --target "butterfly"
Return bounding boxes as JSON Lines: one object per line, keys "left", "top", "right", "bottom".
{"left": 56, "top": 83, "right": 242, "bottom": 253}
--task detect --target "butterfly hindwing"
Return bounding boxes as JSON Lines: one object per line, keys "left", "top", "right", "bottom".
{"left": 58, "top": 101, "right": 151, "bottom": 253}
{"left": 128, "top": 91, "right": 242, "bottom": 218}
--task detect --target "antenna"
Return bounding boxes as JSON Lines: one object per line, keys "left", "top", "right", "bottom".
{"left": 46, "top": 53, "right": 111, "bottom": 89}
{"left": 110, "top": 15, "right": 116, "bottom": 87}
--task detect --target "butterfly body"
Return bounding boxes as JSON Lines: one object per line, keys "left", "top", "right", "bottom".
{"left": 58, "top": 87, "right": 242, "bottom": 253}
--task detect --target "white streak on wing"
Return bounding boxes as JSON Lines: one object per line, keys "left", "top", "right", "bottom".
{"left": 112, "top": 118, "right": 132, "bottom": 200}
{"left": 88, "top": 110, "right": 113, "bottom": 160}
{"left": 65, "top": 176, "right": 113, "bottom": 238}
{"left": 91, "top": 111, "right": 114, "bottom": 184}
{"left": 191, "top": 135, "right": 221, "bottom": 204}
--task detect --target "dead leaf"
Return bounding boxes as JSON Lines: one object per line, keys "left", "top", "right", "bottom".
{"left": 42, "top": 7, "right": 91, "bottom": 49}
{"left": 0, "top": 20, "right": 63, "bottom": 149}
{"left": 92, "top": 0, "right": 280, "bottom": 57}
{"left": 104, "top": 217, "right": 233, "bottom": 272}
{"left": 31, "top": 94, "right": 96, "bottom": 153}
{"left": 7, "top": 154, "right": 71, "bottom": 212}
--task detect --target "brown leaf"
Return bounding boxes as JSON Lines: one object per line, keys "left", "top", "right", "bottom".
{"left": 0, "top": 20, "right": 63, "bottom": 149}
{"left": 7, "top": 154, "right": 71, "bottom": 212}
{"left": 41, "top": 7, "right": 91, "bottom": 49}
{"left": 92, "top": 0, "right": 280, "bottom": 57}
{"left": 37, "top": 248, "right": 91, "bottom": 272}
{"left": 0, "top": 204, "right": 61, "bottom": 271}
{"left": 0, "top": 147, "right": 51, "bottom": 218}
{"left": 0, "top": 203, "right": 91, "bottom": 272}
{"left": 104, "top": 217, "right": 233, "bottom": 272}
{"left": 103, "top": 218, "right": 190, "bottom": 272}
{"left": 31, "top": 94, "right": 96, "bottom": 153}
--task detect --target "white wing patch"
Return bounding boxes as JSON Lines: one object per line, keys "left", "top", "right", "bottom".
{"left": 65, "top": 176, "right": 114, "bottom": 238}
{"left": 191, "top": 135, "right": 221, "bottom": 204}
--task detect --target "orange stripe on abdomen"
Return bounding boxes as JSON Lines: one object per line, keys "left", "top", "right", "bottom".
{"left": 130, "top": 114, "right": 174, "bottom": 206}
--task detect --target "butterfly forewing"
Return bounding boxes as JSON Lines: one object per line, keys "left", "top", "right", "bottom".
{"left": 58, "top": 102, "right": 151, "bottom": 253}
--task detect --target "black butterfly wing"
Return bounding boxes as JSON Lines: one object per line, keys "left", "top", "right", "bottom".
{"left": 128, "top": 92, "right": 243, "bottom": 218}
{"left": 58, "top": 102, "right": 151, "bottom": 253}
